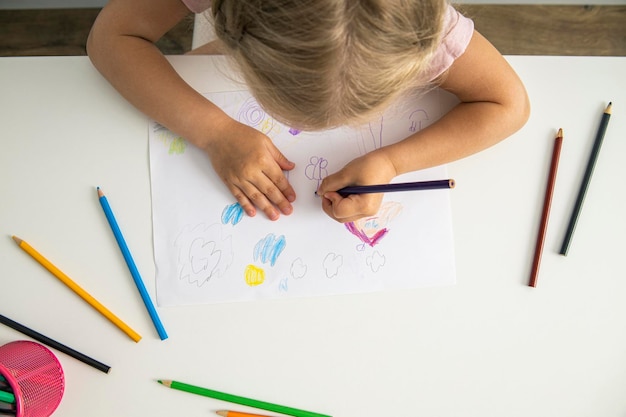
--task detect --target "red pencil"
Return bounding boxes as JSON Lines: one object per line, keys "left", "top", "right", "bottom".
{"left": 529, "top": 128, "right": 564, "bottom": 287}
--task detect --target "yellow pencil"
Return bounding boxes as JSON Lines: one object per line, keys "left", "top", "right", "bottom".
{"left": 12, "top": 236, "right": 142, "bottom": 342}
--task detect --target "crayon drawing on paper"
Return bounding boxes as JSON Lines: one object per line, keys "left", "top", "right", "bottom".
{"left": 149, "top": 88, "right": 458, "bottom": 306}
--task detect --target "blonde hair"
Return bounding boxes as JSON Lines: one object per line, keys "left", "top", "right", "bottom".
{"left": 212, "top": 0, "right": 446, "bottom": 130}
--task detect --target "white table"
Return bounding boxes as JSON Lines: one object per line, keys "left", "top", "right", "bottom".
{"left": 1, "top": 55, "right": 625, "bottom": 417}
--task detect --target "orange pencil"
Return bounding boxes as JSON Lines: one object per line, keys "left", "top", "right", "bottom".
{"left": 529, "top": 128, "right": 564, "bottom": 287}
{"left": 216, "top": 411, "right": 272, "bottom": 417}
{"left": 12, "top": 235, "right": 142, "bottom": 342}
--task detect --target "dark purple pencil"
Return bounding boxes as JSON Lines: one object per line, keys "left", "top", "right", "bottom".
{"left": 337, "top": 179, "right": 455, "bottom": 197}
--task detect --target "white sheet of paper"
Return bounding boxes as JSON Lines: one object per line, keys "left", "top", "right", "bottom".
{"left": 150, "top": 89, "right": 459, "bottom": 306}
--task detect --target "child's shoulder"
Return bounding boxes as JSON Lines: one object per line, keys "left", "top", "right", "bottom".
{"left": 425, "top": 4, "right": 475, "bottom": 82}
{"left": 181, "top": 0, "right": 211, "bottom": 14}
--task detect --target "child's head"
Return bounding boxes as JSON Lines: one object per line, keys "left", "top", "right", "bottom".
{"left": 213, "top": 0, "right": 446, "bottom": 130}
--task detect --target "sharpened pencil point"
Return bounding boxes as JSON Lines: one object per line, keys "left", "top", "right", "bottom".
{"left": 557, "top": 128, "right": 563, "bottom": 138}
{"left": 11, "top": 235, "right": 22, "bottom": 245}
{"left": 158, "top": 379, "right": 171, "bottom": 387}
{"left": 606, "top": 102, "right": 612, "bottom": 114}
{"left": 97, "top": 187, "right": 104, "bottom": 198}
{"left": 215, "top": 412, "right": 228, "bottom": 417}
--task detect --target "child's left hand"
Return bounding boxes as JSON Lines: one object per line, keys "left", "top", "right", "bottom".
{"left": 317, "top": 150, "right": 397, "bottom": 223}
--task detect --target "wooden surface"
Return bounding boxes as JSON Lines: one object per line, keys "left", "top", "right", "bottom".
{"left": 0, "top": 8, "right": 194, "bottom": 56}
{"left": 0, "top": 5, "right": 625, "bottom": 57}
{"left": 461, "top": 5, "right": 626, "bottom": 56}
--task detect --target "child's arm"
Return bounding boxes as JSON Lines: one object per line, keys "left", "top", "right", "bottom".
{"left": 318, "top": 31, "right": 530, "bottom": 223}
{"left": 87, "top": 0, "right": 296, "bottom": 221}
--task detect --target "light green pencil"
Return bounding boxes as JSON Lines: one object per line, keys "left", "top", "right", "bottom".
{"left": 0, "top": 388, "right": 15, "bottom": 404}
{"left": 158, "top": 380, "right": 331, "bottom": 417}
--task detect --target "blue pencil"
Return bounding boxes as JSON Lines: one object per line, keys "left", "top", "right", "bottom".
{"left": 97, "top": 187, "right": 168, "bottom": 340}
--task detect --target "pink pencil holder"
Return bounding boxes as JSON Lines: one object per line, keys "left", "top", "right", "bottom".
{"left": 0, "top": 341, "right": 65, "bottom": 417}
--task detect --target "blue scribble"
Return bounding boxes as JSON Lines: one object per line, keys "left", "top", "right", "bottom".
{"left": 254, "top": 233, "right": 286, "bottom": 267}
{"left": 221, "top": 202, "right": 244, "bottom": 225}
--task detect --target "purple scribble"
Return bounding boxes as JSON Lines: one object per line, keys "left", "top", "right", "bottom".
{"left": 305, "top": 156, "right": 328, "bottom": 189}
{"left": 368, "top": 116, "right": 384, "bottom": 149}
{"left": 408, "top": 109, "right": 429, "bottom": 132}
{"left": 289, "top": 127, "right": 302, "bottom": 135}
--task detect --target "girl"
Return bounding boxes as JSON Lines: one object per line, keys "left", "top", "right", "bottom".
{"left": 87, "top": 0, "right": 530, "bottom": 223}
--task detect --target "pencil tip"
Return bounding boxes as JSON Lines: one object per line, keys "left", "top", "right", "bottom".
{"left": 557, "top": 128, "right": 563, "bottom": 138}
{"left": 606, "top": 102, "right": 612, "bottom": 114}
{"left": 97, "top": 187, "right": 104, "bottom": 198}
{"left": 157, "top": 379, "right": 172, "bottom": 387}
{"left": 216, "top": 411, "right": 228, "bottom": 417}
{"left": 11, "top": 235, "right": 22, "bottom": 245}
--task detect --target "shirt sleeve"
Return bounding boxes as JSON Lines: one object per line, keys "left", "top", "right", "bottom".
{"left": 180, "top": 0, "right": 211, "bottom": 14}
{"left": 424, "top": 4, "right": 475, "bottom": 82}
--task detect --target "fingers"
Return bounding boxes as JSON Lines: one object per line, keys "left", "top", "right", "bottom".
{"left": 271, "top": 145, "right": 296, "bottom": 172}
{"left": 316, "top": 170, "right": 346, "bottom": 197}
{"left": 267, "top": 158, "right": 297, "bottom": 204}
{"left": 230, "top": 167, "right": 296, "bottom": 221}
{"left": 207, "top": 123, "right": 297, "bottom": 221}
{"left": 239, "top": 139, "right": 296, "bottom": 220}
{"left": 321, "top": 191, "right": 383, "bottom": 223}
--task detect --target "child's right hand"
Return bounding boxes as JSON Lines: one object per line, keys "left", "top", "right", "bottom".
{"left": 202, "top": 118, "right": 296, "bottom": 221}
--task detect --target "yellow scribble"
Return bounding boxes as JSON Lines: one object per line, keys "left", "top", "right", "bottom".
{"left": 244, "top": 264, "right": 265, "bottom": 286}
{"left": 168, "top": 137, "right": 186, "bottom": 155}
{"left": 260, "top": 118, "right": 282, "bottom": 136}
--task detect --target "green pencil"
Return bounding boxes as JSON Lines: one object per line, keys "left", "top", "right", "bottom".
{"left": 0, "top": 388, "right": 15, "bottom": 404}
{"left": 157, "top": 380, "right": 331, "bottom": 417}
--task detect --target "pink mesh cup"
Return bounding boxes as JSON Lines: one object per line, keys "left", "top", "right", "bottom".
{"left": 0, "top": 340, "right": 65, "bottom": 417}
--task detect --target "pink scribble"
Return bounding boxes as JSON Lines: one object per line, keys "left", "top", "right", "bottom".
{"left": 345, "top": 221, "right": 389, "bottom": 247}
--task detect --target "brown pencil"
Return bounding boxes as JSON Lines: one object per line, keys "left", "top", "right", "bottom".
{"left": 529, "top": 128, "right": 564, "bottom": 287}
